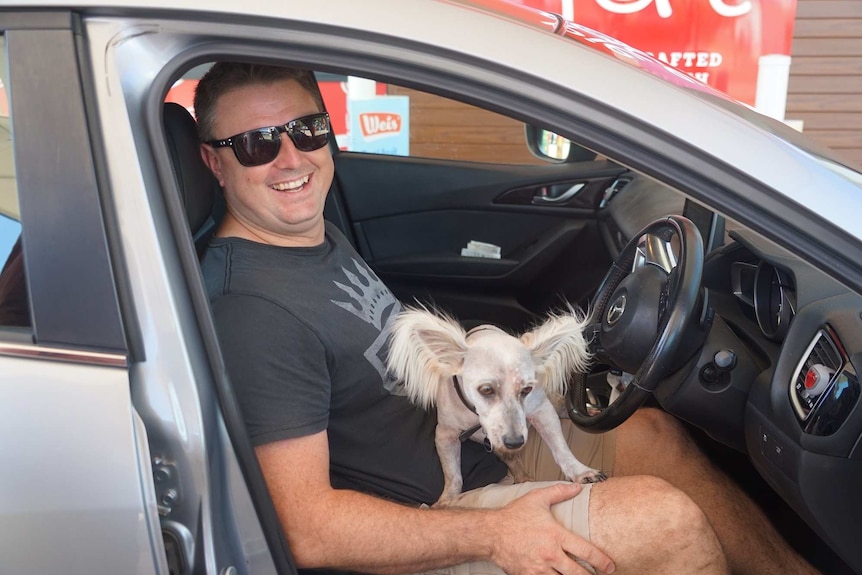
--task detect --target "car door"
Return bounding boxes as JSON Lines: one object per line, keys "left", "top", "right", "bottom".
{"left": 87, "top": 5, "right": 862, "bottom": 575}
{"left": 0, "top": 15, "right": 162, "bottom": 575}
{"left": 0, "top": 12, "right": 283, "bottom": 575}
{"left": 324, "top": 80, "right": 628, "bottom": 331}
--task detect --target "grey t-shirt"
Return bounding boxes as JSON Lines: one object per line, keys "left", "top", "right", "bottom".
{"left": 201, "top": 223, "right": 506, "bottom": 504}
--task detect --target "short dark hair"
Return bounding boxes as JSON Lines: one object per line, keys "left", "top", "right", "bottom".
{"left": 193, "top": 62, "right": 325, "bottom": 141}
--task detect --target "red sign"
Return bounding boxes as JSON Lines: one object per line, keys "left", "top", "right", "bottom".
{"left": 510, "top": 0, "right": 798, "bottom": 113}
{"left": 165, "top": 79, "right": 197, "bottom": 116}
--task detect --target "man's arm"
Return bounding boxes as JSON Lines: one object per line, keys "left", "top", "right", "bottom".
{"left": 256, "top": 431, "right": 615, "bottom": 575}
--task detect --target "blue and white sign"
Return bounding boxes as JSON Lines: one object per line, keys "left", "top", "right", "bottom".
{"left": 348, "top": 96, "right": 410, "bottom": 156}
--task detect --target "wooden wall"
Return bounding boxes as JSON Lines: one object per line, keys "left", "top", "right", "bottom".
{"left": 788, "top": 0, "right": 862, "bottom": 167}
{"left": 386, "top": 85, "right": 544, "bottom": 165}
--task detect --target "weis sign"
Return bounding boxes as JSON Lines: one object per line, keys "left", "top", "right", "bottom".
{"left": 359, "top": 113, "right": 403, "bottom": 141}
{"left": 348, "top": 96, "right": 410, "bottom": 156}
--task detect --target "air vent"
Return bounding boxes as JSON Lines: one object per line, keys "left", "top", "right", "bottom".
{"left": 803, "top": 333, "right": 842, "bottom": 374}
{"left": 790, "top": 328, "right": 846, "bottom": 421}
{"left": 599, "top": 177, "right": 631, "bottom": 208}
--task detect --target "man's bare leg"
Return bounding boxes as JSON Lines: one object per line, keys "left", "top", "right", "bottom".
{"left": 451, "top": 477, "right": 726, "bottom": 575}
{"left": 613, "top": 408, "right": 820, "bottom": 575}
{"left": 588, "top": 475, "right": 727, "bottom": 574}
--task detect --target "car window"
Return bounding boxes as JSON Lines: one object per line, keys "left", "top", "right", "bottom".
{"left": 324, "top": 75, "right": 546, "bottom": 165}
{"left": 0, "top": 32, "right": 28, "bottom": 329}
{"left": 167, "top": 67, "right": 547, "bottom": 166}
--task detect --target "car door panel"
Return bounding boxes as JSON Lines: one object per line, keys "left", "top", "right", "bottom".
{"left": 0, "top": 352, "right": 162, "bottom": 575}
{"left": 332, "top": 152, "right": 624, "bottom": 327}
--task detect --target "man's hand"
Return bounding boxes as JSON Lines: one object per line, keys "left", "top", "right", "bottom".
{"left": 259, "top": 435, "right": 614, "bottom": 575}
{"left": 487, "top": 483, "right": 615, "bottom": 575}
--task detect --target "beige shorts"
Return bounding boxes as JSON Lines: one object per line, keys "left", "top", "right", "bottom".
{"left": 516, "top": 417, "right": 616, "bottom": 484}
{"left": 416, "top": 420, "right": 616, "bottom": 575}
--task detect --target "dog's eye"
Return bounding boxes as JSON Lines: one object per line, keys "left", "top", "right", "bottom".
{"left": 478, "top": 385, "right": 495, "bottom": 397}
{"left": 520, "top": 386, "right": 533, "bottom": 398}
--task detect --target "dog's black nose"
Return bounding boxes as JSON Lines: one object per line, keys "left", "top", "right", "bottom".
{"left": 503, "top": 435, "right": 525, "bottom": 449}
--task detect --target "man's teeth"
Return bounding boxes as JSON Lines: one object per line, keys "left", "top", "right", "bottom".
{"left": 272, "top": 175, "right": 310, "bottom": 191}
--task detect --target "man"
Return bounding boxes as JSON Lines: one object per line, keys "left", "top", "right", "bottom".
{"left": 195, "top": 62, "right": 811, "bottom": 575}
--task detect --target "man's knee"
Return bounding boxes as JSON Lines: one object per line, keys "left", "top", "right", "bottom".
{"left": 590, "top": 476, "right": 726, "bottom": 572}
{"left": 654, "top": 478, "right": 726, "bottom": 570}
{"left": 651, "top": 478, "right": 718, "bottom": 549}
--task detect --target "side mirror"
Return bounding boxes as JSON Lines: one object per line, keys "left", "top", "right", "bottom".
{"left": 525, "top": 125, "right": 597, "bottom": 163}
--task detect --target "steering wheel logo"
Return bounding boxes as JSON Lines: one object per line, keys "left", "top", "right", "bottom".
{"left": 606, "top": 294, "right": 627, "bottom": 326}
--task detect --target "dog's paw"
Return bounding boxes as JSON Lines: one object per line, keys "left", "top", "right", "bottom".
{"left": 433, "top": 489, "right": 462, "bottom": 508}
{"left": 576, "top": 470, "right": 608, "bottom": 484}
{"left": 511, "top": 471, "right": 533, "bottom": 484}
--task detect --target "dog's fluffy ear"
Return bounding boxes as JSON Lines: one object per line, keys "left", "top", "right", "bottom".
{"left": 386, "top": 306, "right": 469, "bottom": 409}
{"left": 520, "top": 306, "right": 592, "bottom": 397}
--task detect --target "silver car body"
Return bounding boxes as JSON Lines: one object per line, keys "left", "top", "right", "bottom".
{"left": 1, "top": 1, "right": 860, "bottom": 574}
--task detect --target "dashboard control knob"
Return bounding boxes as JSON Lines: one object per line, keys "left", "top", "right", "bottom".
{"left": 802, "top": 364, "right": 833, "bottom": 398}
{"left": 700, "top": 349, "right": 737, "bottom": 388}
{"left": 714, "top": 349, "right": 737, "bottom": 372}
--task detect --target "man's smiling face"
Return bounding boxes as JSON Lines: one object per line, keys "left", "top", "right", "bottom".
{"left": 202, "top": 78, "right": 334, "bottom": 246}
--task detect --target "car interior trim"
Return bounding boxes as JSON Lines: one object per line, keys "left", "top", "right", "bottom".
{"left": 141, "top": 45, "right": 300, "bottom": 575}
{"left": 7, "top": 23, "right": 126, "bottom": 352}
{"left": 0, "top": 340, "right": 127, "bottom": 367}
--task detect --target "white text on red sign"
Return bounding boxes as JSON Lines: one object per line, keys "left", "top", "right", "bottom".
{"left": 595, "top": 0, "right": 752, "bottom": 19}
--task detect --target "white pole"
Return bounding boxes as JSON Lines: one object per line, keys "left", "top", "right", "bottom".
{"left": 754, "top": 54, "right": 792, "bottom": 121}
{"left": 347, "top": 76, "right": 377, "bottom": 100}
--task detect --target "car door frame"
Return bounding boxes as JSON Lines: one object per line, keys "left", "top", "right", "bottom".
{"left": 0, "top": 11, "right": 164, "bottom": 575}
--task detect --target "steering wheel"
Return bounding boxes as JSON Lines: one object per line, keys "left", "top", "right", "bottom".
{"left": 567, "top": 215, "right": 705, "bottom": 432}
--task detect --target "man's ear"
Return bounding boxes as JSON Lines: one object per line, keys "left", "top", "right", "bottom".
{"left": 200, "top": 144, "right": 225, "bottom": 187}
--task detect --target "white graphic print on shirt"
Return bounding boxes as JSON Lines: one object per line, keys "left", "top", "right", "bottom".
{"left": 331, "top": 258, "right": 404, "bottom": 394}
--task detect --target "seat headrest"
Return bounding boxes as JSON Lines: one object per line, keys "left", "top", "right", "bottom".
{"left": 163, "top": 102, "right": 218, "bottom": 241}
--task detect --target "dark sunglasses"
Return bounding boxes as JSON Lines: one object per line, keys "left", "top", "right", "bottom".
{"left": 206, "top": 112, "right": 331, "bottom": 167}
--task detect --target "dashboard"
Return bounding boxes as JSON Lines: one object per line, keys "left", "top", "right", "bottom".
{"left": 712, "top": 230, "right": 862, "bottom": 573}
{"left": 606, "top": 175, "right": 862, "bottom": 574}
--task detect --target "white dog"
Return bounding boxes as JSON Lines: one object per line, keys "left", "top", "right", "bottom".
{"left": 386, "top": 306, "right": 607, "bottom": 506}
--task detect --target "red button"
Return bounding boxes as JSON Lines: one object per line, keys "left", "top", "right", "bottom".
{"left": 804, "top": 369, "right": 819, "bottom": 389}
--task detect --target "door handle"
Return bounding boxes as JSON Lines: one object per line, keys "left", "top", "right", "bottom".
{"left": 532, "top": 182, "right": 586, "bottom": 205}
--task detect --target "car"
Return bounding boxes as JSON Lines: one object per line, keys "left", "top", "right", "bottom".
{"left": 1, "top": 1, "right": 861, "bottom": 574}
